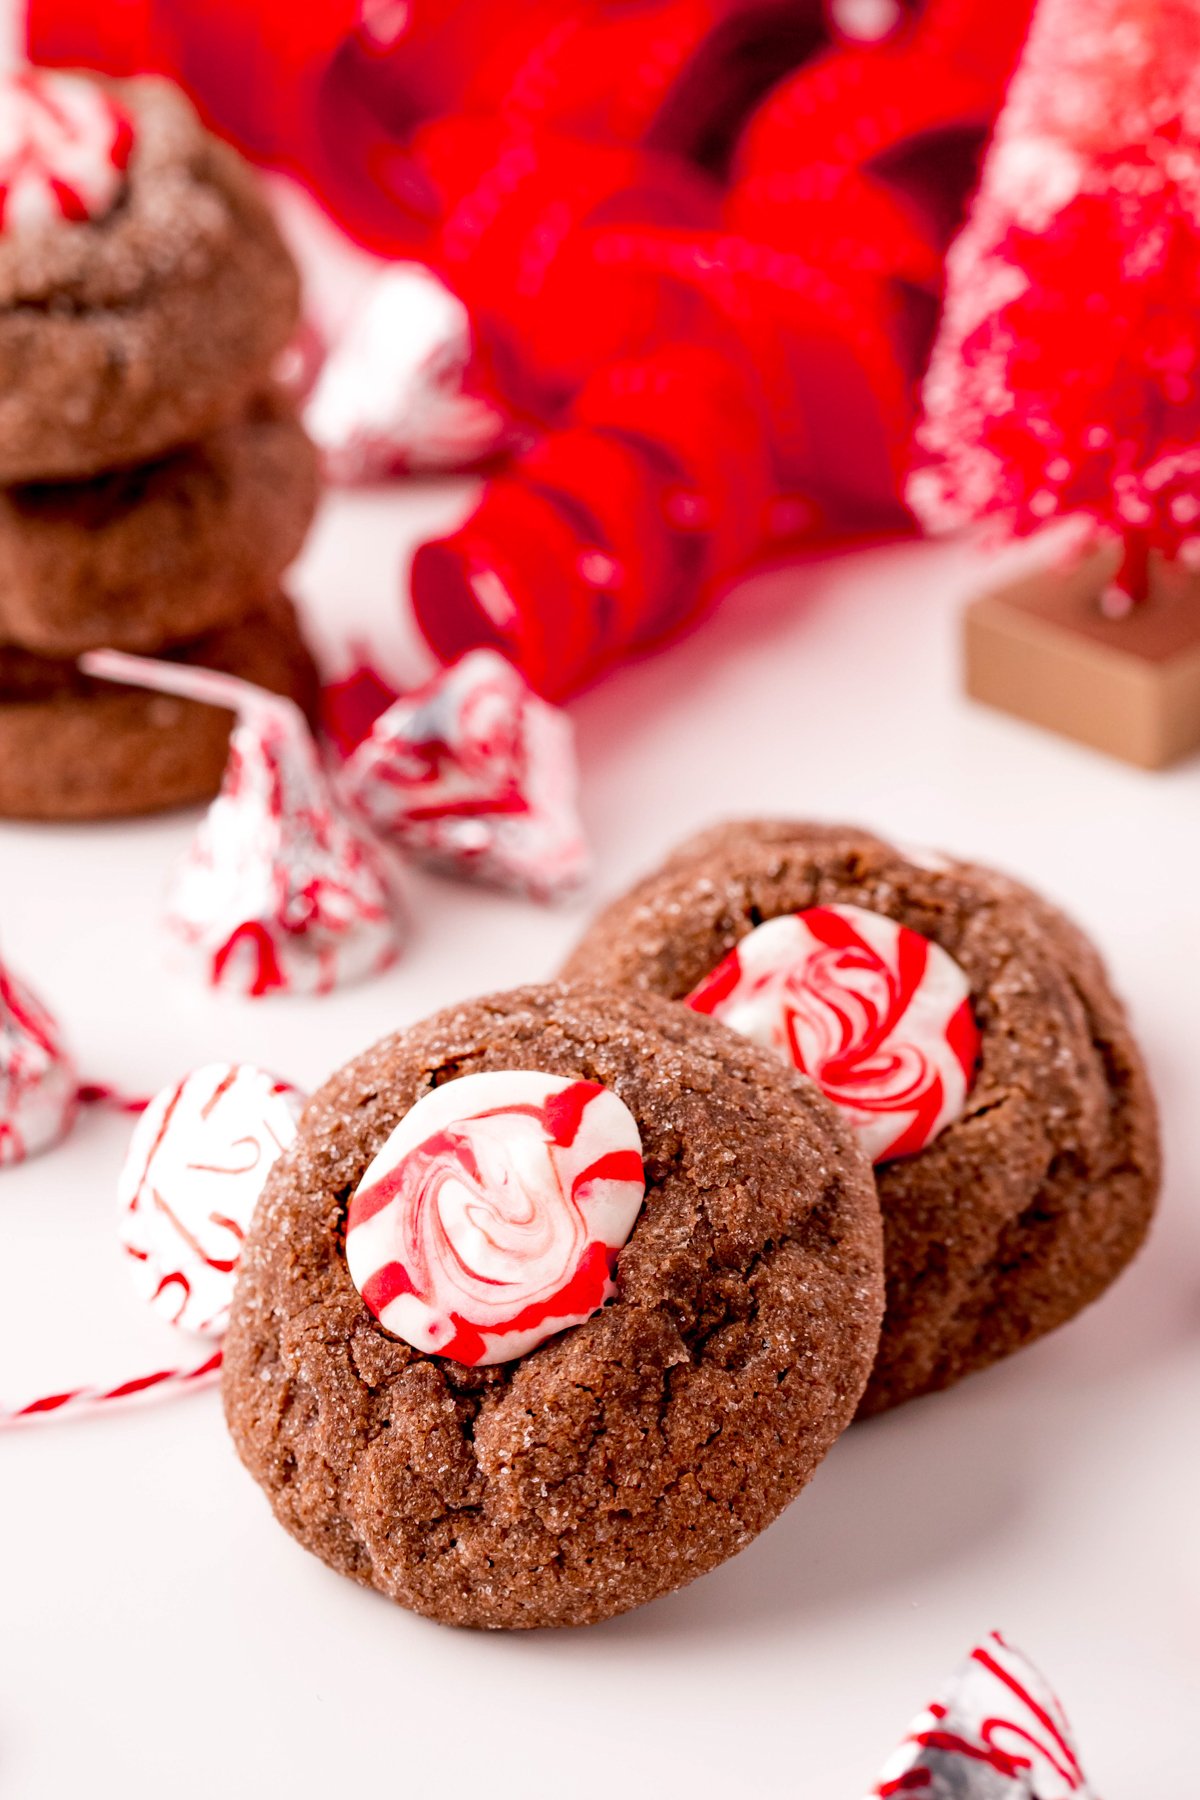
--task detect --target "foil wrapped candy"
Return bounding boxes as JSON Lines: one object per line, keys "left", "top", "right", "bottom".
{"left": 0, "top": 954, "right": 77, "bottom": 1166}
{"left": 80, "top": 642, "right": 584, "bottom": 1005}
{"left": 869, "top": 1633, "right": 1094, "bottom": 1798}
{"left": 342, "top": 648, "right": 589, "bottom": 902}
{"left": 82, "top": 650, "right": 405, "bottom": 997}
{"left": 305, "top": 264, "right": 508, "bottom": 484}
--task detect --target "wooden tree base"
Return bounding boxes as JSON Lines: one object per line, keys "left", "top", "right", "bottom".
{"left": 963, "top": 551, "right": 1200, "bottom": 769}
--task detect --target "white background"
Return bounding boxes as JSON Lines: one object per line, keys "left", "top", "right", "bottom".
{"left": 1, "top": 37, "right": 1198, "bottom": 1800}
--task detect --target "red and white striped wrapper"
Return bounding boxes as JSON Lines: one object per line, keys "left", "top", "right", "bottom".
{"left": 0, "top": 954, "right": 78, "bottom": 1167}
{"left": 305, "top": 263, "right": 508, "bottom": 483}
{"left": 81, "top": 650, "right": 405, "bottom": 998}
{"left": 868, "top": 1631, "right": 1094, "bottom": 1797}
{"left": 342, "top": 649, "right": 590, "bottom": 902}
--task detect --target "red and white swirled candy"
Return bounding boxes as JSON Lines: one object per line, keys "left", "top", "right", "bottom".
{"left": 687, "top": 904, "right": 979, "bottom": 1164}
{"left": 0, "top": 957, "right": 77, "bottom": 1166}
{"left": 118, "top": 1063, "right": 305, "bottom": 1337}
{"left": 0, "top": 70, "right": 134, "bottom": 234}
{"left": 345, "top": 1071, "right": 645, "bottom": 1365}
{"left": 869, "top": 1631, "right": 1094, "bottom": 1797}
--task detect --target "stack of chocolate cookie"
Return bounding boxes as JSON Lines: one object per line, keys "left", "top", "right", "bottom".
{"left": 0, "top": 69, "right": 320, "bottom": 821}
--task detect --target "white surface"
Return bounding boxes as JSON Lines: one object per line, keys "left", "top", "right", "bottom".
{"left": 0, "top": 44, "right": 1193, "bottom": 1777}
{"left": 2, "top": 501, "right": 1198, "bottom": 1795}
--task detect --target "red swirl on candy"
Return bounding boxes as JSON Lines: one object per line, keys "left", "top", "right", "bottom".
{"left": 0, "top": 70, "right": 133, "bottom": 233}
{"left": 118, "top": 1063, "right": 305, "bottom": 1337}
{"left": 345, "top": 1071, "right": 645, "bottom": 1365}
{"left": 3, "top": 1061, "right": 308, "bottom": 1426}
{"left": 687, "top": 904, "right": 979, "bottom": 1164}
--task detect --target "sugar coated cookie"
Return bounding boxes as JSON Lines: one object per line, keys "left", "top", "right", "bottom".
{"left": 0, "top": 71, "right": 300, "bottom": 482}
{"left": 0, "top": 392, "right": 318, "bottom": 655}
{"left": 563, "top": 820, "right": 1160, "bottom": 1414}
{"left": 223, "top": 983, "right": 884, "bottom": 1628}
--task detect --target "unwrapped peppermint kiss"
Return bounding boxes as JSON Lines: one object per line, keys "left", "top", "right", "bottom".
{"left": 81, "top": 650, "right": 405, "bottom": 997}
{"left": 869, "top": 1631, "right": 1093, "bottom": 1797}
{"left": 342, "top": 649, "right": 590, "bottom": 901}
{"left": 305, "top": 264, "right": 507, "bottom": 483}
{"left": 118, "top": 1063, "right": 306, "bottom": 1337}
{"left": 687, "top": 904, "right": 979, "bottom": 1163}
{"left": 0, "top": 70, "right": 134, "bottom": 234}
{"left": 0, "top": 956, "right": 77, "bottom": 1166}
{"left": 4, "top": 1060, "right": 308, "bottom": 1425}
{"left": 345, "top": 1070, "right": 645, "bottom": 1365}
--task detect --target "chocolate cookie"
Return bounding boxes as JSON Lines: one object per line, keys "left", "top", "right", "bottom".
{"left": 222, "top": 983, "right": 884, "bottom": 1629}
{"left": 0, "top": 392, "right": 319, "bottom": 656}
{"left": 563, "top": 820, "right": 1160, "bottom": 1415}
{"left": 0, "top": 71, "right": 300, "bottom": 482}
{"left": 0, "top": 592, "right": 319, "bottom": 820}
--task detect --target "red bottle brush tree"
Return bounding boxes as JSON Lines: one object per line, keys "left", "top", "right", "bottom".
{"left": 909, "top": 0, "right": 1200, "bottom": 609}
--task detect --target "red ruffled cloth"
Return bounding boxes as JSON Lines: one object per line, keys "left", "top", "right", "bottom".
{"left": 30, "top": 0, "right": 1035, "bottom": 696}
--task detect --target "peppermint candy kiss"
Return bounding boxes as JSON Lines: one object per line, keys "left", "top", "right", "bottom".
{"left": 869, "top": 1630, "right": 1093, "bottom": 1798}
{"left": 0, "top": 956, "right": 77, "bottom": 1166}
{"left": 687, "top": 904, "right": 979, "bottom": 1163}
{"left": 0, "top": 70, "right": 134, "bottom": 234}
{"left": 119, "top": 1063, "right": 305, "bottom": 1337}
{"left": 306, "top": 264, "right": 507, "bottom": 482}
{"left": 82, "top": 650, "right": 405, "bottom": 998}
{"left": 345, "top": 1071, "right": 645, "bottom": 1365}
{"left": 343, "top": 649, "right": 590, "bottom": 902}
